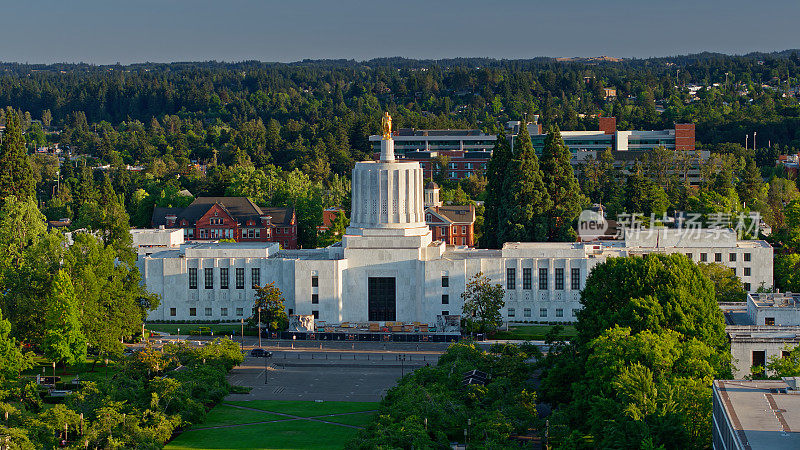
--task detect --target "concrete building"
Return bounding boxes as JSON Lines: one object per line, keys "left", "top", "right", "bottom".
{"left": 138, "top": 118, "right": 773, "bottom": 325}
{"left": 131, "top": 228, "right": 183, "bottom": 255}
{"left": 712, "top": 378, "right": 800, "bottom": 449}
{"left": 724, "top": 293, "right": 800, "bottom": 378}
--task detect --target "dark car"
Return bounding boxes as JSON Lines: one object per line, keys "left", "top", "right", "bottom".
{"left": 250, "top": 348, "right": 272, "bottom": 357}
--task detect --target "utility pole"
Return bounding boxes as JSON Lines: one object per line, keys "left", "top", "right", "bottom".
{"left": 753, "top": 131, "right": 757, "bottom": 151}
{"left": 258, "top": 307, "right": 262, "bottom": 348}
{"left": 745, "top": 134, "right": 748, "bottom": 149}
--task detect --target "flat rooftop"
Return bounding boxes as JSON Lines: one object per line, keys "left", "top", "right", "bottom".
{"left": 714, "top": 379, "right": 800, "bottom": 449}
{"left": 750, "top": 293, "right": 800, "bottom": 309}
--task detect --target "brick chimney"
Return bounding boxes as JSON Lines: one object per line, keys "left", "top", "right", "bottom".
{"left": 599, "top": 117, "right": 616, "bottom": 135}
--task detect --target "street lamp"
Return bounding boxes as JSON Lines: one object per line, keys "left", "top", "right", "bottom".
{"left": 52, "top": 362, "right": 56, "bottom": 387}
{"left": 264, "top": 352, "right": 271, "bottom": 385}
{"left": 398, "top": 354, "right": 406, "bottom": 378}
{"left": 258, "top": 307, "right": 262, "bottom": 349}
{"left": 240, "top": 318, "right": 244, "bottom": 350}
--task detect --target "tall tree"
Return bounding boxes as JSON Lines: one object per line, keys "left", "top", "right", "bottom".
{"left": 251, "top": 282, "right": 288, "bottom": 333}
{"left": 481, "top": 130, "right": 512, "bottom": 248}
{"left": 43, "top": 270, "right": 87, "bottom": 367}
{"left": 500, "top": 120, "right": 551, "bottom": 243}
{"left": 0, "top": 108, "right": 36, "bottom": 201}
{"left": 539, "top": 126, "right": 584, "bottom": 241}
{"left": 0, "top": 308, "right": 32, "bottom": 382}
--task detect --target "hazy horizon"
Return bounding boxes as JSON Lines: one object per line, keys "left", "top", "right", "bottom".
{"left": 3, "top": 0, "right": 798, "bottom": 65}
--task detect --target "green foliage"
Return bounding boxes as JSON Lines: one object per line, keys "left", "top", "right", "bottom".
{"left": 540, "top": 254, "right": 731, "bottom": 449}
{"left": 698, "top": 262, "right": 747, "bottom": 302}
{"left": 318, "top": 209, "right": 349, "bottom": 247}
{"left": 540, "top": 127, "right": 584, "bottom": 241}
{"left": 0, "top": 310, "right": 33, "bottom": 383}
{"left": 349, "top": 342, "right": 538, "bottom": 449}
{"left": 461, "top": 272, "right": 505, "bottom": 334}
{"left": 765, "top": 343, "right": 800, "bottom": 377}
{"left": 43, "top": 270, "right": 87, "bottom": 366}
{"left": 500, "top": 120, "right": 552, "bottom": 243}
{"left": 0, "top": 109, "right": 35, "bottom": 201}
{"left": 251, "top": 282, "right": 288, "bottom": 332}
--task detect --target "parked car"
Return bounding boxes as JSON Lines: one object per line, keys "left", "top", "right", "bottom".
{"left": 250, "top": 348, "right": 272, "bottom": 357}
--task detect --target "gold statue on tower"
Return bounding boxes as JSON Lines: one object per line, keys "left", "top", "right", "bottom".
{"left": 381, "top": 112, "right": 392, "bottom": 140}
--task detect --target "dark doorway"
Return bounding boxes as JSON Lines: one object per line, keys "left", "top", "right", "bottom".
{"left": 368, "top": 277, "right": 396, "bottom": 321}
{"left": 752, "top": 350, "right": 766, "bottom": 377}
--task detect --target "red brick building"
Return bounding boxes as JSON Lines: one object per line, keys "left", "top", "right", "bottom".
{"left": 152, "top": 197, "right": 298, "bottom": 249}
{"left": 423, "top": 182, "right": 476, "bottom": 247}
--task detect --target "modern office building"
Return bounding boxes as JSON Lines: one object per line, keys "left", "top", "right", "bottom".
{"left": 139, "top": 117, "right": 771, "bottom": 325}
{"left": 369, "top": 128, "right": 494, "bottom": 180}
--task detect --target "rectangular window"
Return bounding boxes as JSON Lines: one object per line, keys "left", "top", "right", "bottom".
{"left": 765, "top": 317, "right": 775, "bottom": 326}
{"left": 251, "top": 268, "right": 260, "bottom": 288}
{"left": 540, "top": 308, "right": 548, "bottom": 318}
{"left": 571, "top": 268, "right": 581, "bottom": 290}
{"left": 555, "top": 268, "right": 564, "bottom": 290}
{"left": 169, "top": 307, "right": 176, "bottom": 317}
{"left": 744, "top": 282, "right": 751, "bottom": 291}
{"left": 744, "top": 253, "right": 751, "bottom": 262}
{"left": 556, "top": 308, "right": 564, "bottom": 317}
{"left": 752, "top": 351, "right": 766, "bottom": 376}
{"left": 442, "top": 294, "right": 449, "bottom": 304}
{"left": 442, "top": 276, "right": 449, "bottom": 287}
{"left": 205, "top": 307, "right": 212, "bottom": 316}
{"left": 312, "top": 310, "right": 319, "bottom": 319}
{"left": 523, "top": 308, "right": 531, "bottom": 318}
{"left": 204, "top": 268, "right": 214, "bottom": 289}
{"left": 539, "top": 268, "right": 548, "bottom": 290}
{"left": 700, "top": 253, "right": 707, "bottom": 262}
{"left": 462, "top": 226, "right": 467, "bottom": 234}
{"left": 507, "top": 308, "right": 515, "bottom": 317}
{"left": 441, "top": 310, "right": 449, "bottom": 316}
{"left": 221, "top": 308, "right": 228, "bottom": 316}
{"left": 312, "top": 294, "right": 319, "bottom": 304}
{"left": 220, "top": 268, "right": 229, "bottom": 289}
{"left": 189, "top": 308, "right": 197, "bottom": 317}
{"left": 715, "top": 253, "right": 722, "bottom": 262}
{"left": 729, "top": 253, "right": 736, "bottom": 262}
{"left": 235, "top": 268, "right": 245, "bottom": 289}
{"left": 523, "top": 268, "right": 532, "bottom": 290}
{"left": 188, "top": 268, "right": 197, "bottom": 289}
{"left": 572, "top": 309, "right": 579, "bottom": 317}
{"left": 744, "top": 267, "right": 751, "bottom": 276}
{"left": 236, "top": 308, "right": 243, "bottom": 316}
{"left": 686, "top": 253, "right": 692, "bottom": 260}
{"left": 507, "top": 268, "right": 516, "bottom": 290}
{"left": 312, "top": 276, "right": 318, "bottom": 287}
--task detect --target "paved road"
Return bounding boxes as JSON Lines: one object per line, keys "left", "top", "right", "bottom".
{"left": 226, "top": 349, "right": 440, "bottom": 402}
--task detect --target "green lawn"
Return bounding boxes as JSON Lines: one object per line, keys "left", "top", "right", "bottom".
{"left": 165, "top": 400, "right": 378, "bottom": 450}
{"left": 492, "top": 324, "right": 578, "bottom": 341}
{"left": 166, "top": 418, "right": 360, "bottom": 450}
{"left": 225, "top": 400, "right": 378, "bottom": 417}
{"left": 146, "top": 322, "right": 254, "bottom": 336}
{"left": 198, "top": 404, "right": 286, "bottom": 428}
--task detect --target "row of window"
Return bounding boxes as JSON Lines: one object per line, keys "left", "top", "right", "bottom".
{"left": 189, "top": 267, "right": 260, "bottom": 289}
{"left": 170, "top": 307, "right": 245, "bottom": 317}
{"left": 506, "top": 268, "right": 580, "bottom": 291}
{"left": 507, "top": 307, "right": 578, "bottom": 318}
{"left": 689, "top": 252, "right": 751, "bottom": 263}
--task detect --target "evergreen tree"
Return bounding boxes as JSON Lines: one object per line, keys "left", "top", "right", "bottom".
{"left": 539, "top": 127, "right": 584, "bottom": 241}
{"left": 43, "top": 270, "right": 87, "bottom": 367}
{"left": 737, "top": 158, "right": 766, "bottom": 210}
{"left": 481, "top": 130, "right": 512, "bottom": 248}
{"left": 500, "top": 121, "right": 551, "bottom": 243}
{"left": 0, "top": 108, "right": 35, "bottom": 201}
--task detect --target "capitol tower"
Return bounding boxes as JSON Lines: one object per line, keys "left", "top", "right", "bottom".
{"left": 344, "top": 112, "right": 435, "bottom": 253}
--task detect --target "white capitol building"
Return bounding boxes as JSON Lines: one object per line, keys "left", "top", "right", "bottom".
{"left": 136, "top": 117, "right": 774, "bottom": 325}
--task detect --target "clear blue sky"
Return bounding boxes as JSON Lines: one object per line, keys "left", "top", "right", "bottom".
{"left": 4, "top": 0, "right": 798, "bottom": 64}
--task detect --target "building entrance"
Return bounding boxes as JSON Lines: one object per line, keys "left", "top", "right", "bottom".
{"left": 368, "top": 277, "right": 396, "bottom": 321}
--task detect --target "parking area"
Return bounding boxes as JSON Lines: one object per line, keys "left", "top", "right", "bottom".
{"left": 227, "top": 350, "right": 439, "bottom": 402}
